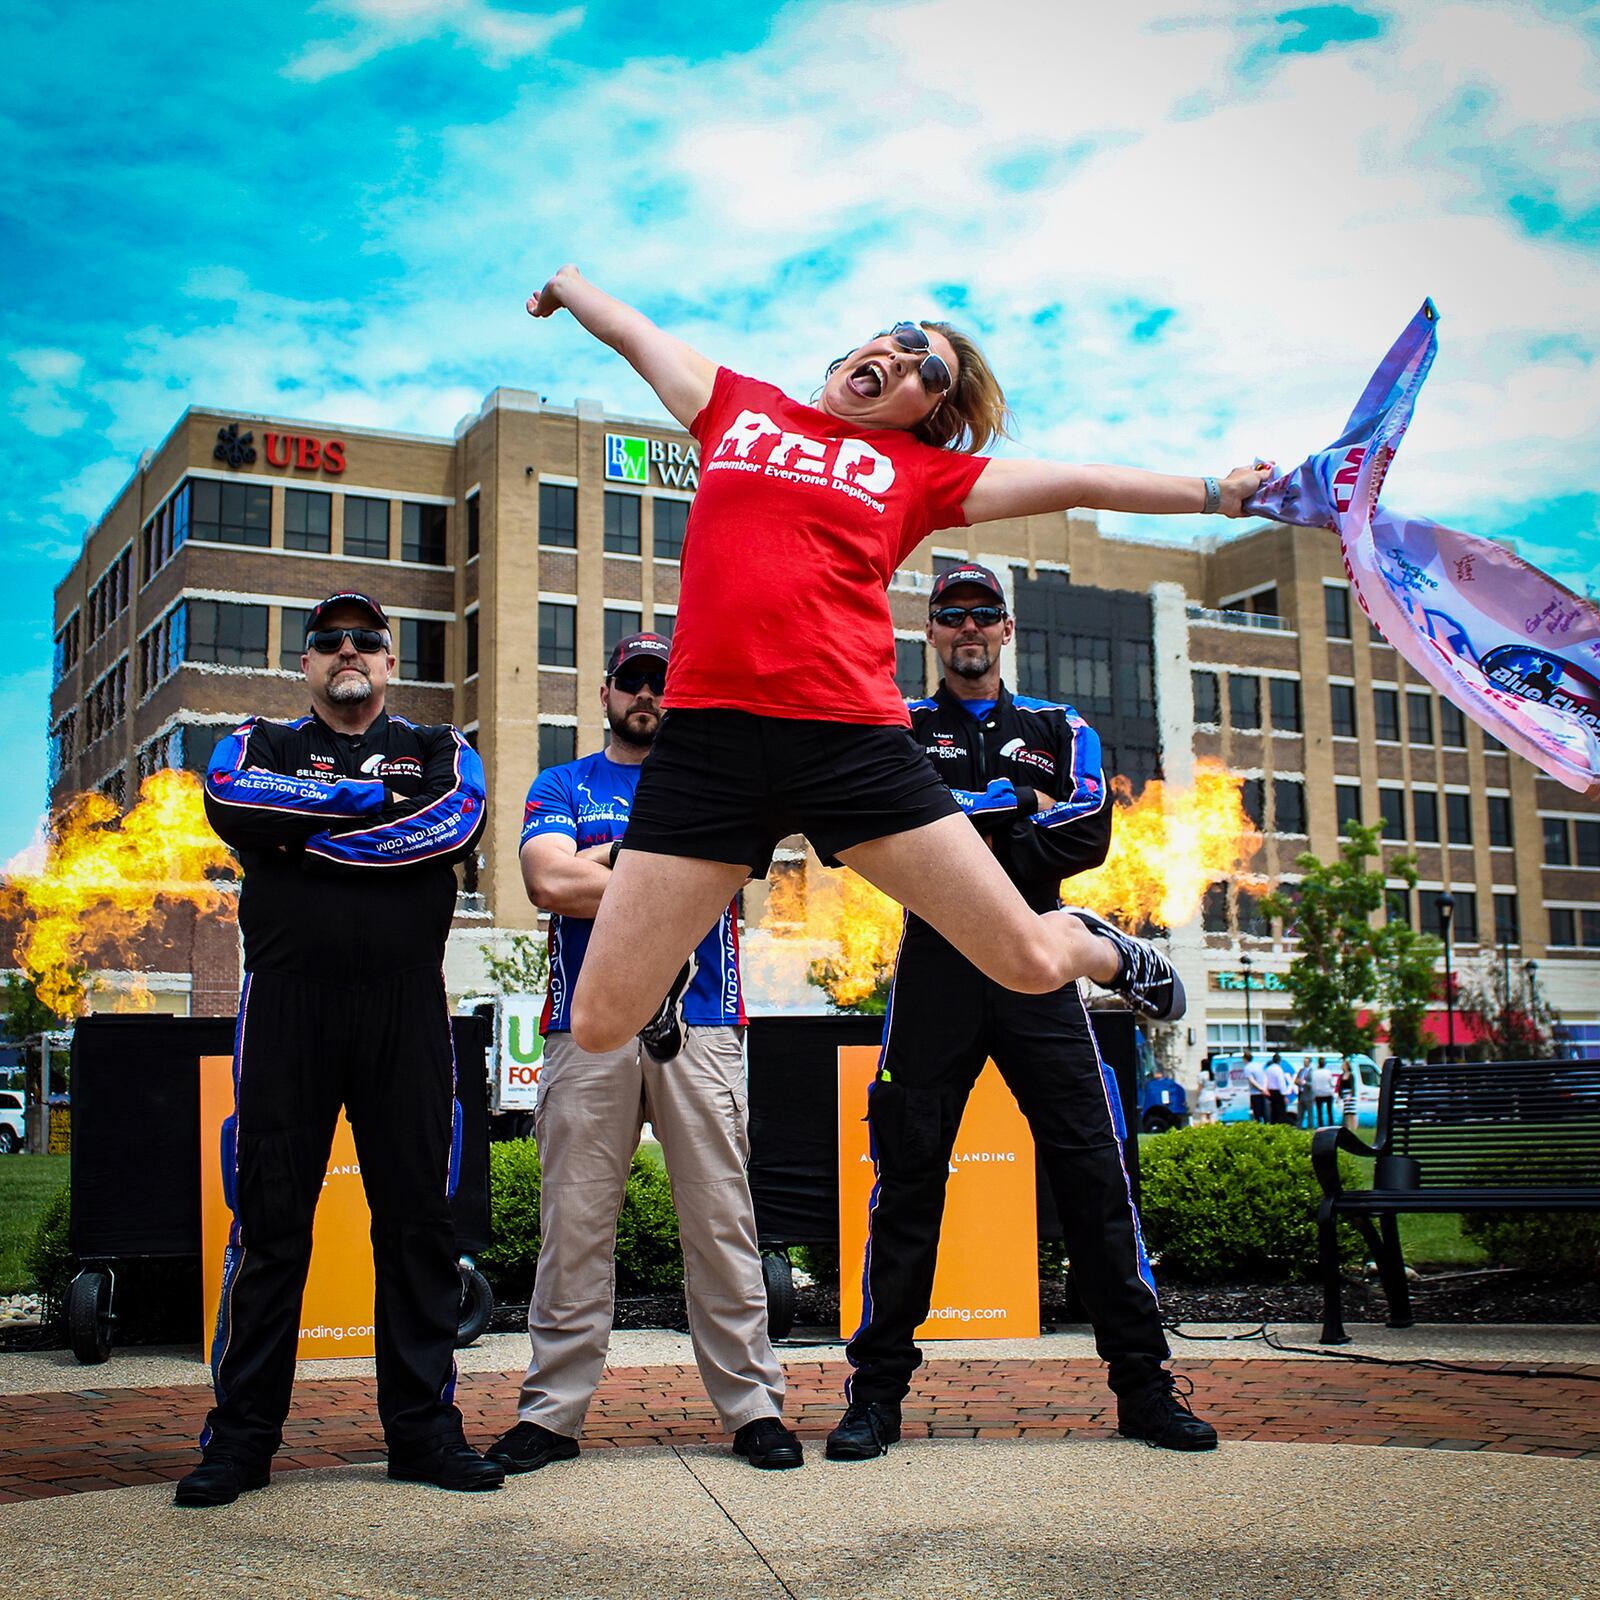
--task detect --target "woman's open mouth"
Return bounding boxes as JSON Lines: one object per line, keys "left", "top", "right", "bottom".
{"left": 846, "top": 360, "right": 886, "bottom": 399}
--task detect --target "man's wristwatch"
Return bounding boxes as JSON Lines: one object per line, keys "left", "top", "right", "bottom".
{"left": 1202, "top": 475, "right": 1222, "bottom": 515}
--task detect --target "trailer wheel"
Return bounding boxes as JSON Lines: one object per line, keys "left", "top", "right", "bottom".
{"left": 66, "top": 1269, "right": 114, "bottom": 1364}
{"left": 455, "top": 1264, "right": 493, "bottom": 1348}
{"left": 762, "top": 1252, "right": 796, "bottom": 1341}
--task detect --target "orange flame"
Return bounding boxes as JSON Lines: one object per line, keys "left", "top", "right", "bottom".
{"left": 1070, "top": 760, "right": 1265, "bottom": 929}
{"left": 2, "top": 769, "right": 235, "bottom": 1018}
{"left": 749, "top": 763, "right": 1264, "bottom": 1009}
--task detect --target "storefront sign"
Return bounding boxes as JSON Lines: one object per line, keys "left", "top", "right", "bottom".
{"left": 199, "top": 1055, "right": 375, "bottom": 1360}
{"left": 838, "top": 1045, "right": 1038, "bottom": 1341}
{"left": 1213, "top": 970, "right": 1288, "bottom": 992}
{"left": 605, "top": 432, "right": 700, "bottom": 489}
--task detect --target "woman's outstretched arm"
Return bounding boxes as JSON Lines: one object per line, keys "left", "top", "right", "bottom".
{"left": 527, "top": 265, "right": 717, "bottom": 429}
{"left": 962, "top": 458, "right": 1270, "bottom": 524}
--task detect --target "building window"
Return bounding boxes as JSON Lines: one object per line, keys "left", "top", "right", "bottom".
{"left": 1369, "top": 619, "right": 1388, "bottom": 647}
{"left": 466, "top": 492, "right": 480, "bottom": 560}
{"left": 401, "top": 502, "right": 448, "bottom": 565}
{"left": 284, "top": 489, "right": 332, "bottom": 552}
{"left": 651, "top": 610, "right": 675, "bottom": 639}
{"left": 99, "top": 767, "right": 128, "bottom": 809}
{"left": 1324, "top": 585, "right": 1351, "bottom": 639}
{"left": 1269, "top": 678, "right": 1301, "bottom": 733}
{"left": 343, "top": 495, "right": 390, "bottom": 559}
{"left": 604, "top": 608, "right": 643, "bottom": 659}
{"left": 1273, "top": 779, "right": 1306, "bottom": 835}
{"left": 137, "top": 604, "right": 188, "bottom": 697}
{"left": 48, "top": 711, "right": 77, "bottom": 786}
{"left": 539, "top": 483, "right": 577, "bottom": 548}
{"left": 1115, "top": 637, "right": 1154, "bottom": 716}
{"left": 83, "top": 658, "right": 129, "bottom": 744}
{"left": 278, "top": 608, "right": 312, "bottom": 671}
{"left": 399, "top": 619, "right": 446, "bottom": 682}
{"left": 1413, "top": 790, "right": 1439, "bottom": 843}
{"left": 1060, "top": 637, "right": 1113, "bottom": 714}
{"left": 538, "top": 723, "right": 576, "bottom": 772}
{"left": 895, "top": 639, "right": 927, "bottom": 699}
{"left": 1192, "top": 670, "right": 1219, "bottom": 725}
{"left": 654, "top": 498, "right": 689, "bottom": 560}
{"left": 603, "top": 492, "right": 641, "bottom": 555}
{"left": 1201, "top": 882, "right": 1229, "bottom": 933}
{"left": 1445, "top": 792, "right": 1472, "bottom": 845}
{"left": 1329, "top": 683, "right": 1357, "bottom": 738}
{"left": 465, "top": 610, "right": 479, "bottom": 679}
{"left": 1378, "top": 786, "right": 1405, "bottom": 840}
{"left": 86, "top": 547, "right": 133, "bottom": 640}
{"left": 1386, "top": 886, "right": 1411, "bottom": 926}
{"left": 1228, "top": 674, "right": 1260, "bottom": 731}
{"left": 1335, "top": 784, "right": 1362, "bottom": 832}
{"left": 1236, "top": 887, "right": 1270, "bottom": 938}
{"left": 1549, "top": 907, "right": 1576, "bottom": 946}
{"left": 1482, "top": 729, "right": 1506, "bottom": 753}
{"left": 1494, "top": 892, "right": 1519, "bottom": 946}
{"left": 1373, "top": 688, "right": 1400, "bottom": 742}
{"left": 1407, "top": 692, "right": 1433, "bottom": 745}
{"left": 187, "top": 601, "right": 268, "bottom": 668}
{"left": 1488, "top": 795, "right": 1513, "bottom": 848}
{"left": 53, "top": 613, "right": 80, "bottom": 683}
{"left": 1576, "top": 820, "right": 1600, "bottom": 869}
{"left": 1584, "top": 909, "right": 1600, "bottom": 948}
{"left": 190, "top": 478, "right": 271, "bottom": 547}
{"left": 1440, "top": 700, "right": 1466, "bottom": 747}
{"left": 1543, "top": 817, "right": 1571, "bottom": 866}
{"left": 137, "top": 728, "right": 184, "bottom": 783}
{"left": 539, "top": 602, "right": 576, "bottom": 668}
{"left": 141, "top": 489, "right": 189, "bottom": 584}
{"left": 1240, "top": 778, "right": 1265, "bottom": 829}
{"left": 1421, "top": 890, "right": 1475, "bottom": 941}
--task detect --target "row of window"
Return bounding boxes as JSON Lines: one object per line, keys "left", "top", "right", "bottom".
{"left": 537, "top": 603, "right": 677, "bottom": 669}
{"left": 83, "top": 658, "right": 128, "bottom": 745}
{"left": 1544, "top": 816, "right": 1600, "bottom": 868}
{"left": 1327, "top": 682, "right": 1481, "bottom": 748}
{"left": 86, "top": 548, "right": 133, "bottom": 645}
{"left": 538, "top": 484, "right": 690, "bottom": 560}
{"left": 1193, "top": 671, "right": 1300, "bottom": 733}
{"left": 1031, "top": 633, "right": 1153, "bottom": 720}
{"left": 1335, "top": 783, "right": 1513, "bottom": 848}
{"left": 1323, "top": 585, "right": 1388, "bottom": 644}
{"left": 53, "top": 613, "right": 80, "bottom": 683}
{"left": 1237, "top": 777, "right": 1306, "bottom": 835}
{"left": 1550, "top": 907, "right": 1600, "bottom": 947}
{"left": 139, "top": 479, "right": 455, "bottom": 585}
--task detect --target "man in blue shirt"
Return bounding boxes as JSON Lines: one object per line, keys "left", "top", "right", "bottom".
{"left": 488, "top": 634, "right": 801, "bottom": 1472}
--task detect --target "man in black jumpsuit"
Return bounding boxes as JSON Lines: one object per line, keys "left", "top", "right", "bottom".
{"left": 826, "top": 565, "right": 1216, "bottom": 1459}
{"left": 177, "top": 591, "right": 503, "bottom": 1505}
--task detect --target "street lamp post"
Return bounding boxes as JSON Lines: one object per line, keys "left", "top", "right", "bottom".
{"left": 1240, "top": 952, "right": 1254, "bottom": 1056}
{"left": 1524, "top": 959, "right": 1540, "bottom": 1054}
{"left": 1438, "top": 892, "right": 1456, "bottom": 1062}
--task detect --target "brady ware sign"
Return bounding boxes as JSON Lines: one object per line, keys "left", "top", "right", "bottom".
{"left": 605, "top": 432, "right": 700, "bottom": 490}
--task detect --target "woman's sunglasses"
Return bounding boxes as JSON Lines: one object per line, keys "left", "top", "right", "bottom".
{"left": 879, "top": 322, "right": 953, "bottom": 396}
{"left": 306, "top": 627, "right": 389, "bottom": 654}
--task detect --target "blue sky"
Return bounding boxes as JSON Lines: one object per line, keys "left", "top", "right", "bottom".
{"left": 3, "top": 0, "right": 1597, "bottom": 861}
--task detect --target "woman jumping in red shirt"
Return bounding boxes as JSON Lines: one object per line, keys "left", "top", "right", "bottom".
{"left": 524, "top": 266, "right": 1269, "bottom": 1054}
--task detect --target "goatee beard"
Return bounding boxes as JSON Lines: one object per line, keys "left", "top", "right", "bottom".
{"left": 328, "top": 675, "right": 373, "bottom": 704}
{"left": 951, "top": 650, "right": 992, "bottom": 679}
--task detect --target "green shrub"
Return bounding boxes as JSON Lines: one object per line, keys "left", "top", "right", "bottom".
{"left": 23, "top": 1184, "right": 72, "bottom": 1312}
{"left": 480, "top": 1138, "right": 685, "bottom": 1299}
{"left": 1461, "top": 1212, "right": 1600, "bottom": 1279}
{"left": 1138, "top": 1123, "right": 1365, "bottom": 1282}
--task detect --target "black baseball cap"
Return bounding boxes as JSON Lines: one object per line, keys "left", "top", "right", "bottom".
{"left": 305, "top": 591, "right": 390, "bottom": 635}
{"left": 606, "top": 631, "right": 671, "bottom": 677}
{"left": 929, "top": 563, "right": 1006, "bottom": 609}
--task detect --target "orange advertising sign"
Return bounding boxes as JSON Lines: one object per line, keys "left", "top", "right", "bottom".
{"left": 837, "top": 1045, "right": 1039, "bottom": 1342}
{"left": 199, "top": 1054, "right": 377, "bottom": 1361}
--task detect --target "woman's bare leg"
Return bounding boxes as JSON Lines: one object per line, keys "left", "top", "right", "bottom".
{"left": 837, "top": 814, "right": 1118, "bottom": 994}
{"left": 570, "top": 850, "right": 750, "bottom": 1053}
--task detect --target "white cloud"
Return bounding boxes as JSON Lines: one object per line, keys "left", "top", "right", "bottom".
{"left": 9, "top": 347, "right": 87, "bottom": 438}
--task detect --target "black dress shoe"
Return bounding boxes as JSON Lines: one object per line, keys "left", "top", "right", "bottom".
{"left": 173, "top": 1456, "right": 271, "bottom": 1507}
{"left": 1117, "top": 1377, "right": 1218, "bottom": 1451}
{"left": 485, "top": 1420, "right": 580, "bottom": 1474}
{"left": 387, "top": 1442, "right": 506, "bottom": 1491}
{"left": 824, "top": 1401, "right": 901, "bottom": 1461}
{"left": 732, "top": 1417, "right": 804, "bottom": 1469}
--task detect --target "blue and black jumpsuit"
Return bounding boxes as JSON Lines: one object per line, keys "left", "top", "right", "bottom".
{"left": 845, "top": 684, "right": 1171, "bottom": 1405}
{"left": 200, "top": 709, "right": 485, "bottom": 1464}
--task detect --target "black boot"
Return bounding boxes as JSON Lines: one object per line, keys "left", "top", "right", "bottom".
{"left": 732, "top": 1417, "right": 804, "bottom": 1469}
{"left": 173, "top": 1455, "right": 271, "bottom": 1507}
{"left": 1117, "top": 1376, "right": 1218, "bottom": 1451}
{"left": 824, "top": 1401, "right": 901, "bottom": 1461}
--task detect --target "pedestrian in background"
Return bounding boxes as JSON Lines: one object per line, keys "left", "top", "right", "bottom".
{"left": 1245, "top": 1053, "right": 1267, "bottom": 1123}
{"left": 1263, "top": 1053, "right": 1289, "bottom": 1124}
{"left": 1294, "top": 1058, "right": 1314, "bottom": 1128}
{"left": 1339, "top": 1056, "right": 1360, "bottom": 1131}
{"left": 1311, "top": 1057, "right": 1337, "bottom": 1127}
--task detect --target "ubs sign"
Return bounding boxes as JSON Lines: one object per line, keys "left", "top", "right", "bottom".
{"left": 605, "top": 432, "right": 700, "bottom": 489}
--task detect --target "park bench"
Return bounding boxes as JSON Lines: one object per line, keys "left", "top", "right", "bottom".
{"left": 1312, "top": 1057, "right": 1600, "bottom": 1343}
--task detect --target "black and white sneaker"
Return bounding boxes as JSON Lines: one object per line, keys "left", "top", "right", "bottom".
{"left": 638, "top": 953, "right": 698, "bottom": 1062}
{"left": 1068, "top": 908, "right": 1187, "bottom": 1023}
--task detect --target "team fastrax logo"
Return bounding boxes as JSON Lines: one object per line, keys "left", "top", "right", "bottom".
{"left": 998, "top": 737, "right": 1054, "bottom": 775}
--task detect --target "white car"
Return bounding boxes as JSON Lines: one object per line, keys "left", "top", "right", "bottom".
{"left": 0, "top": 1089, "right": 25, "bottom": 1154}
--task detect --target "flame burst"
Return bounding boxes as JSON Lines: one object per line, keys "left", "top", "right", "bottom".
{"left": 2, "top": 769, "right": 235, "bottom": 1017}
{"left": 750, "top": 762, "right": 1263, "bottom": 1010}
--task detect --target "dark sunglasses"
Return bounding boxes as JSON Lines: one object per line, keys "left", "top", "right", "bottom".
{"left": 930, "top": 604, "right": 1006, "bottom": 629}
{"left": 881, "top": 321, "right": 953, "bottom": 396}
{"left": 306, "top": 627, "right": 389, "bottom": 655}
{"left": 611, "top": 665, "right": 667, "bottom": 695}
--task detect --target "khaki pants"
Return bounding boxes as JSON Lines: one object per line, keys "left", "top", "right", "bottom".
{"left": 518, "top": 1027, "right": 784, "bottom": 1437}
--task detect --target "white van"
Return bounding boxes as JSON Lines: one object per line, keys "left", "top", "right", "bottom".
{"left": 1206, "top": 1052, "right": 1381, "bottom": 1128}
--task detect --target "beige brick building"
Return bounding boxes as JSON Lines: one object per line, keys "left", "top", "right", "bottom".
{"left": 49, "top": 392, "right": 1600, "bottom": 1062}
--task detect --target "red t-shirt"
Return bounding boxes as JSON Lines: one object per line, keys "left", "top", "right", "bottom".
{"left": 665, "top": 368, "right": 990, "bottom": 726}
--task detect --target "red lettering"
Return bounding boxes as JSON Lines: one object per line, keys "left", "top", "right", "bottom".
{"left": 264, "top": 432, "right": 291, "bottom": 467}
{"left": 295, "top": 436, "right": 322, "bottom": 471}
{"left": 322, "top": 440, "right": 345, "bottom": 474}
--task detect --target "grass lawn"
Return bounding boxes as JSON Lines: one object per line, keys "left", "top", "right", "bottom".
{"left": 1396, "top": 1212, "right": 1488, "bottom": 1269}
{"left": 0, "top": 1154, "right": 69, "bottom": 1294}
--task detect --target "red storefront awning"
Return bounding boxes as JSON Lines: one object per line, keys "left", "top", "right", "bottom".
{"left": 1419, "top": 1009, "right": 1491, "bottom": 1046}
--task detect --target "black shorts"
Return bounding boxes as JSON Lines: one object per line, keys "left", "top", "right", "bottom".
{"left": 622, "top": 708, "right": 961, "bottom": 877}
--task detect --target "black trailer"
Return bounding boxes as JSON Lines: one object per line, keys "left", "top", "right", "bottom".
{"left": 745, "top": 1009, "right": 1143, "bottom": 1335}
{"left": 64, "top": 1013, "right": 495, "bottom": 1363}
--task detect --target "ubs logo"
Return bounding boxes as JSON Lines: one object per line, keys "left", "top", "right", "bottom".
{"left": 214, "top": 423, "right": 256, "bottom": 468}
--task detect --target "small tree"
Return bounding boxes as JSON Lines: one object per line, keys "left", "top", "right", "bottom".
{"left": 1452, "top": 955, "right": 1563, "bottom": 1059}
{"left": 3, "top": 969, "right": 76, "bottom": 1041}
{"left": 1373, "top": 857, "right": 1441, "bottom": 1060}
{"left": 479, "top": 932, "right": 550, "bottom": 997}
